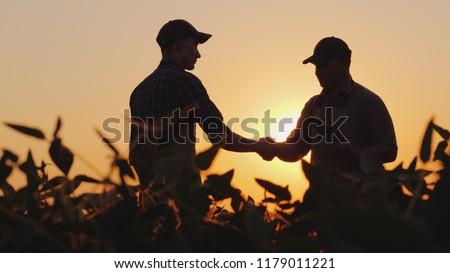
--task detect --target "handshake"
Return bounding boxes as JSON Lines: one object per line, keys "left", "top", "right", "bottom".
{"left": 255, "top": 136, "right": 280, "bottom": 161}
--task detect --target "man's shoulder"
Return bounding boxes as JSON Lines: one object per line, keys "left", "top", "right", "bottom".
{"left": 305, "top": 94, "right": 321, "bottom": 105}
{"left": 303, "top": 94, "right": 322, "bottom": 110}
{"left": 179, "top": 70, "right": 202, "bottom": 82}
{"left": 352, "top": 81, "right": 383, "bottom": 102}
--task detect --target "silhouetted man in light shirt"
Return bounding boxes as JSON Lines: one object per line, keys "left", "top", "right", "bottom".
{"left": 262, "top": 37, "right": 397, "bottom": 172}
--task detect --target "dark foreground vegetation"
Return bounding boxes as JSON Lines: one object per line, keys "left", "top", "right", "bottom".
{"left": 0, "top": 118, "right": 449, "bottom": 252}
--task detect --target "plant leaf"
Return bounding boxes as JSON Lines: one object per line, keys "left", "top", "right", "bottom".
{"left": 196, "top": 144, "right": 221, "bottom": 170}
{"left": 115, "top": 158, "right": 135, "bottom": 179}
{"left": 432, "top": 124, "right": 450, "bottom": 141}
{"left": 74, "top": 175, "right": 100, "bottom": 183}
{"left": 407, "top": 157, "right": 417, "bottom": 171}
{"left": 5, "top": 123, "right": 45, "bottom": 140}
{"left": 247, "top": 195, "right": 255, "bottom": 205}
{"left": 301, "top": 159, "right": 324, "bottom": 187}
{"left": 231, "top": 196, "right": 244, "bottom": 212}
{"left": 49, "top": 139, "right": 74, "bottom": 175}
{"left": 204, "top": 169, "right": 239, "bottom": 201}
{"left": 420, "top": 118, "right": 434, "bottom": 162}
{"left": 95, "top": 128, "right": 119, "bottom": 155}
{"left": 19, "top": 150, "right": 42, "bottom": 191}
{"left": 433, "top": 140, "right": 448, "bottom": 161}
{"left": 0, "top": 150, "right": 18, "bottom": 181}
{"left": 42, "top": 176, "right": 68, "bottom": 190}
{"left": 262, "top": 197, "right": 278, "bottom": 203}
{"left": 255, "top": 178, "right": 291, "bottom": 201}
{"left": 279, "top": 202, "right": 294, "bottom": 210}
{"left": 53, "top": 117, "right": 62, "bottom": 138}
{"left": 1, "top": 149, "right": 19, "bottom": 163}
{"left": 393, "top": 161, "right": 403, "bottom": 171}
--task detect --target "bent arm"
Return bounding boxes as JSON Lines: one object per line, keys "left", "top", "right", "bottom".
{"left": 223, "top": 131, "right": 280, "bottom": 158}
{"left": 276, "top": 141, "right": 311, "bottom": 162}
{"left": 222, "top": 131, "right": 260, "bottom": 153}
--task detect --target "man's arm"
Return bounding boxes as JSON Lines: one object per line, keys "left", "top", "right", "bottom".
{"left": 361, "top": 92, "right": 398, "bottom": 163}
{"left": 216, "top": 128, "right": 278, "bottom": 158}
{"left": 276, "top": 141, "right": 311, "bottom": 162}
{"left": 258, "top": 136, "right": 310, "bottom": 162}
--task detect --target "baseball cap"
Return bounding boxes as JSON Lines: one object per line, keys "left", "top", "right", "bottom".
{"left": 302, "top": 37, "right": 352, "bottom": 66}
{"left": 156, "top": 19, "right": 212, "bottom": 48}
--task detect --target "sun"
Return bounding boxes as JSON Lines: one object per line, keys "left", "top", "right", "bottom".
{"left": 267, "top": 109, "right": 299, "bottom": 142}
{"left": 264, "top": 108, "right": 312, "bottom": 163}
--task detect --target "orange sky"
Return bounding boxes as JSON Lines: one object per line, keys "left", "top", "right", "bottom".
{"left": 1, "top": 1, "right": 450, "bottom": 202}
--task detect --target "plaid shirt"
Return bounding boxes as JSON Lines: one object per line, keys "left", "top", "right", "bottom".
{"left": 129, "top": 59, "right": 226, "bottom": 150}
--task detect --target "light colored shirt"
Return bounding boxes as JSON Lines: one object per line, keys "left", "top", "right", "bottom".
{"left": 288, "top": 78, "right": 397, "bottom": 172}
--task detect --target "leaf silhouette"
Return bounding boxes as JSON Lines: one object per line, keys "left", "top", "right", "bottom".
{"left": 301, "top": 159, "right": 323, "bottom": 186}
{"left": 0, "top": 150, "right": 18, "bottom": 181}
{"left": 53, "top": 117, "right": 62, "bottom": 138}
{"left": 204, "top": 169, "right": 239, "bottom": 201}
{"left": 49, "top": 139, "right": 74, "bottom": 175}
{"left": 393, "top": 161, "right": 403, "bottom": 171}
{"left": 247, "top": 195, "right": 255, "bottom": 205}
{"left": 262, "top": 197, "right": 278, "bottom": 203}
{"left": 74, "top": 175, "right": 100, "bottom": 183}
{"left": 42, "top": 176, "right": 68, "bottom": 190}
{"left": 432, "top": 124, "right": 450, "bottom": 141}
{"left": 255, "top": 178, "right": 291, "bottom": 201}
{"left": 279, "top": 202, "right": 294, "bottom": 210}
{"left": 19, "top": 150, "right": 41, "bottom": 191}
{"left": 408, "top": 157, "right": 417, "bottom": 171}
{"left": 1, "top": 149, "right": 18, "bottom": 163}
{"left": 0, "top": 162, "right": 13, "bottom": 182}
{"left": 5, "top": 123, "right": 45, "bottom": 140}
{"left": 95, "top": 128, "right": 119, "bottom": 155}
{"left": 115, "top": 158, "right": 135, "bottom": 179}
{"left": 420, "top": 118, "right": 434, "bottom": 162}
{"left": 196, "top": 144, "right": 221, "bottom": 170}
{"left": 231, "top": 196, "right": 244, "bottom": 212}
{"left": 433, "top": 140, "right": 448, "bottom": 161}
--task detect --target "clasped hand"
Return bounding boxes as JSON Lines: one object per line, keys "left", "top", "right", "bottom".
{"left": 256, "top": 136, "right": 278, "bottom": 161}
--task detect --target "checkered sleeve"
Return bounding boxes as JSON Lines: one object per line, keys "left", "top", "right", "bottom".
{"left": 173, "top": 73, "right": 228, "bottom": 143}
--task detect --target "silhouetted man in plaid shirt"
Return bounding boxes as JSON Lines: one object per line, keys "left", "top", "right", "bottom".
{"left": 129, "top": 20, "right": 274, "bottom": 197}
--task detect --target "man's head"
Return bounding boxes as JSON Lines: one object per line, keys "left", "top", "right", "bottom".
{"left": 156, "top": 19, "right": 212, "bottom": 70}
{"left": 303, "top": 37, "right": 351, "bottom": 67}
{"left": 303, "top": 37, "right": 352, "bottom": 90}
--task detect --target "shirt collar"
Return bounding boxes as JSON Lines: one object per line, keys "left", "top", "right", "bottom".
{"left": 158, "top": 58, "right": 184, "bottom": 71}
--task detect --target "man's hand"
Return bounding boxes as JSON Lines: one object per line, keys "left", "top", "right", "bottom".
{"left": 256, "top": 137, "right": 278, "bottom": 161}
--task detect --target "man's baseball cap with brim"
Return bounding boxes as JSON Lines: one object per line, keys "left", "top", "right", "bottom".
{"left": 156, "top": 19, "right": 212, "bottom": 48}
{"left": 302, "top": 37, "right": 352, "bottom": 66}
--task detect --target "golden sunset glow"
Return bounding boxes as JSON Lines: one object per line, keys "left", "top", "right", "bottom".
{"left": 1, "top": 1, "right": 450, "bottom": 203}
